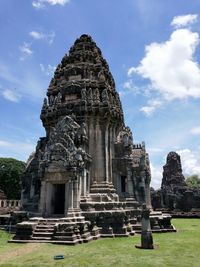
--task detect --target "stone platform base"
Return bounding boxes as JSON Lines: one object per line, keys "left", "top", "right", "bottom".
{"left": 149, "top": 211, "right": 176, "bottom": 233}
{"left": 11, "top": 206, "right": 176, "bottom": 245}
{"left": 154, "top": 208, "right": 200, "bottom": 218}
{"left": 12, "top": 216, "right": 100, "bottom": 245}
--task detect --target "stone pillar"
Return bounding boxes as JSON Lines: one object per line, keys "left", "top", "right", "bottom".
{"left": 30, "top": 178, "right": 35, "bottom": 199}
{"left": 96, "top": 119, "right": 105, "bottom": 182}
{"left": 140, "top": 171, "right": 147, "bottom": 204}
{"left": 145, "top": 178, "right": 152, "bottom": 209}
{"left": 39, "top": 181, "right": 46, "bottom": 215}
{"left": 89, "top": 117, "right": 96, "bottom": 184}
{"left": 104, "top": 123, "right": 109, "bottom": 183}
{"left": 67, "top": 180, "right": 74, "bottom": 212}
{"left": 108, "top": 125, "right": 115, "bottom": 184}
{"left": 73, "top": 178, "right": 80, "bottom": 210}
{"left": 64, "top": 181, "right": 69, "bottom": 216}
{"left": 89, "top": 116, "right": 110, "bottom": 187}
{"left": 45, "top": 182, "right": 53, "bottom": 216}
{"left": 136, "top": 205, "right": 154, "bottom": 249}
{"left": 82, "top": 169, "right": 87, "bottom": 197}
{"left": 111, "top": 125, "right": 117, "bottom": 184}
{"left": 127, "top": 168, "right": 134, "bottom": 195}
{"left": 86, "top": 172, "right": 90, "bottom": 194}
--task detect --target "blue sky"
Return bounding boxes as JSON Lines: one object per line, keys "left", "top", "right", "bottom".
{"left": 0, "top": 0, "right": 200, "bottom": 188}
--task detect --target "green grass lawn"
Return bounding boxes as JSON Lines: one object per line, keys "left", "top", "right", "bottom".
{"left": 0, "top": 219, "right": 200, "bottom": 267}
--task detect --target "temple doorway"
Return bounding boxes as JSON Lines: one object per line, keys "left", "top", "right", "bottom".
{"left": 54, "top": 184, "right": 65, "bottom": 215}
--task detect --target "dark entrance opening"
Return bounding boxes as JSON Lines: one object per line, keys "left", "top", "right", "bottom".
{"left": 54, "top": 184, "right": 65, "bottom": 215}
{"left": 121, "top": 176, "right": 127, "bottom": 193}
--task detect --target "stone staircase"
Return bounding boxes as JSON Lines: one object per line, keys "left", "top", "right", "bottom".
{"left": 17, "top": 217, "right": 97, "bottom": 244}
{"left": 32, "top": 221, "right": 56, "bottom": 241}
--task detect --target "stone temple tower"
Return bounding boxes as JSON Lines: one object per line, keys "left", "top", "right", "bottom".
{"left": 14, "top": 35, "right": 173, "bottom": 244}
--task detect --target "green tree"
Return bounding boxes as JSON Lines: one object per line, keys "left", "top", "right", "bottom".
{"left": 186, "top": 174, "right": 200, "bottom": 190}
{"left": 0, "top": 158, "right": 25, "bottom": 199}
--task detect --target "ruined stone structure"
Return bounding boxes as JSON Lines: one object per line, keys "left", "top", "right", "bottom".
{"left": 13, "top": 35, "right": 173, "bottom": 244}
{"left": 0, "top": 189, "right": 21, "bottom": 217}
{"left": 151, "top": 151, "right": 200, "bottom": 215}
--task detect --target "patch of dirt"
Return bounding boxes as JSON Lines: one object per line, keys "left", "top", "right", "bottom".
{"left": 1, "top": 243, "right": 41, "bottom": 261}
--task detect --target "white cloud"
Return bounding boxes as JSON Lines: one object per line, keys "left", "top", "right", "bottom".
{"left": 0, "top": 61, "right": 47, "bottom": 101}
{"left": 40, "top": 63, "right": 56, "bottom": 76}
{"left": 32, "top": 1, "right": 43, "bottom": 8}
{"left": 148, "top": 147, "right": 164, "bottom": 154}
{"left": 122, "top": 79, "right": 153, "bottom": 98}
{"left": 0, "top": 139, "right": 35, "bottom": 161}
{"left": 0, "top": 140, "right": 34, "bottom": 150}
{"left": 127, "top": 14, "right": 200, "bottom": 110}
{"left": 191, "top": 126, "right": 200, "bottom": 135}
{"left": 123, "top": 79, "right": 134, "bottom": 89}
{"left": 140, "top": 99, "right": 162, "bottom": 116}
{"left": 177, "top": 149, "right": 200, "bottom": 176}
{"left": 0, "top": 140, "right": 13, "bottom": 147}
{"left": 19, "top": 42, "right": 33, "bottom": 60}
{"left": 129, "top": 28, "right": 200, "bottom": 101}
{"left": 46, "top": 0, "right": 69, "bottom": 4}
{"left": 127, "top": 67, "right": 136, "bottom": 77}
{"left": 19, "top": 43, "right": 33, "bottom": 55}
{"left": 2, "top": 89, "right": 21, "bottom": 103}
{"left": 118, "top": 91, "right": 126, "bottom": 98}
{"left": 123, "top": 79, "right": 140, "bottom": 94}
{"left": 29, "top": 31, "right": 43, "bottom": 39}
{"left": 29, "top": 31, "right": 55, "bottom": 45}
{"left": 32, "top": 0, "right": 70, "bottom": 9}
{"left": 171, "top": 14, "right": 198, "bottom": 28}
{"left": 150, "top": 163, "right": 162, "bottom": 189}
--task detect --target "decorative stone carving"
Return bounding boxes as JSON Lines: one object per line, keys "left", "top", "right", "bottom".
{"left": 87, "top": 88, "right": 93, "bottom": 104}
{"left": 41, "top": 115, "right": 85, "bottom": 169}
{"left": 77, "top": 122, "right": 87, "bottom": 142}
{"left": 98, "top": 69, "right": 106, "bottom": 82}
{"left": 117, "top": 127, "right": 133, "bottom": 147}
{"left": 81, "top": 88, "right": 87, "bottom": 102}
{"left": 57, "top": 92, "right": 62, "bottom": 104}
{"left": 93, "top": 88, "right": 100, "bottom": 104}
{"left": 49, "top": 95, "right": 54, "bottom": 106}
{"left": 101, "top": 89, "right": 109, "bottom": 104}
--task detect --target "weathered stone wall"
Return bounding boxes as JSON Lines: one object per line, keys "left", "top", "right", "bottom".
{"left": 0, "top": 199, "right": 21, "bottom": 215}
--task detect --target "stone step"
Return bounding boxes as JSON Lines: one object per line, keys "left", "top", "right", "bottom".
{"left": 37, "top": 222, "right": 56, "bottom": 225}
{"left": 10, "top": 239, "right": 82, "bottom": 245}
{"left": 31, "top": 236, "right": 52, "bottom": 240}
{"left": 132, "top": 224, "right": 141, "bottom": 230}
{"left": 32, "top": 232, "right": 54, "bottom": 237}
{"left": 36, "top": 225, "right": 55, "bottom": 229}
{"left": 34, "top": 228, "right": 54, "bottom": 233}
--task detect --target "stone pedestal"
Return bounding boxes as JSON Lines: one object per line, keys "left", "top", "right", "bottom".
{"left": 136, "top": 205, "right": 154, "bottom": 249}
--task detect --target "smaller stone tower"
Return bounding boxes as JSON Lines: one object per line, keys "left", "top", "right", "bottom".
{"left": 151, "top": 151, "right": 200, "bottom": 212}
